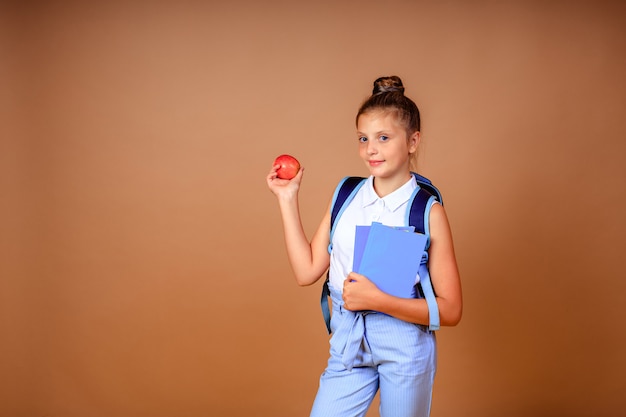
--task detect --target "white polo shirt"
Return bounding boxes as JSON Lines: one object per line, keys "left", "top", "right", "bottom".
{"left": 328, "top": 175, "right": 433, "bottom": 292}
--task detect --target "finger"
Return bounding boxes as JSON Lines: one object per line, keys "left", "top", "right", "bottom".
{"left": 266, "top": 172, "right": 278, "bottom": 185}
{"left": 267, "top": 165, "right": 278, "bottom": 176}
{"left": 267, "top": 164, "right": 281, "bottom": 177}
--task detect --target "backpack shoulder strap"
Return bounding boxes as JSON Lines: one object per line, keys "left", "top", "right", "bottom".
{"left": 407, "top": 172, "right": 443, "bottom": 332}
{"left": 329, "top": 176, "right": 366, "bottom": 250}
{"left": 408, "top": 172, "right": 443, "bottom": 248}
{"left": 411, "top": 171, "right": 443, "bottom": 205}
{"left": 321, "top": 176, "right": 366, "bottom": 334}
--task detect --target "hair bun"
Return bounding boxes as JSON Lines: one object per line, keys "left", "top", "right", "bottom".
{"left": 372, "top": 76, "right": 405, "bottom": 95}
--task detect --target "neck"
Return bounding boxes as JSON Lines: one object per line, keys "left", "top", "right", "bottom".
{"left": 373, "top": 172, "right": 412, "bottom": 197}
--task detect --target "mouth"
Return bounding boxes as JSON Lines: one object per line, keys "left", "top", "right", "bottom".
{"left": 368, "top": 160, "right": 384, "bottom": 167}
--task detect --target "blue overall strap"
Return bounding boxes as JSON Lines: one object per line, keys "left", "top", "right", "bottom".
{"left": 322, "top": 176, "right": 366, "bottom": 334}
{"left": 407, "top": 185, "right": 441, "bottom": 331}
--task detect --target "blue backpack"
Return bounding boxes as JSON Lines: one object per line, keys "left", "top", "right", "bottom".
{"left": 321, "top": 172, "right": 443, "bottom": 334}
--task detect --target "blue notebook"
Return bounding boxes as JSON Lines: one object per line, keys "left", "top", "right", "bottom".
{"left": 353, "top": 222, "right": 427, "bottom": 298}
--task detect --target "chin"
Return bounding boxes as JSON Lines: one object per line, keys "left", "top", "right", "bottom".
{"left": 370, "top": 169, "right": 391, "bottom": 179}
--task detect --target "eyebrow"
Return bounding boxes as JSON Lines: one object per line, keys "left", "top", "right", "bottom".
{"left": 356, "top": 130, "right": 392, "bottom": 136}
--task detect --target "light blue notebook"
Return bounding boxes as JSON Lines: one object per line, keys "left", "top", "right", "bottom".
{"left": 353, "top": 222, "right": 427, "bottom": 298}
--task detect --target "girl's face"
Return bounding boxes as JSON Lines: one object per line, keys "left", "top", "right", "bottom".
{"left": 357, "top": 110, "right": 419, "bottom": 181}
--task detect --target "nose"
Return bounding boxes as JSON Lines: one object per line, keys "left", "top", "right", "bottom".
{"left": 366, "top": 140, "right": 378, "bottom": 155}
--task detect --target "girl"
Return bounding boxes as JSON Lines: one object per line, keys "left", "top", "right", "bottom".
{"left": 266, "top": 76, "right": 462, "bottom": 417}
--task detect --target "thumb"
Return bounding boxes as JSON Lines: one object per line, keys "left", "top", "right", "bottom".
{"left": 347, "top": 271, "right": 362, "bottom": 282}
{"left": 294, "top": 166, "right": 305, "bottom": 181}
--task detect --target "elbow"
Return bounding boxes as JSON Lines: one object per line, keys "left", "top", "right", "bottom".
{"left": 446, "top": 310, "right": 462, "bottom": 327}
{"left": 294, "top": 274, "right": 320, "bottom": 287}
{"left": 440, "top": 303, "right": 463, "bottom": 327}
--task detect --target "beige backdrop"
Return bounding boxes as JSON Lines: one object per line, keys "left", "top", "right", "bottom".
{"left": 2, "top": 1, "right": 625, "bottom": 416}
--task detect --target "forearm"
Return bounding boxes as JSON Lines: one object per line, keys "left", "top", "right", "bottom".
{"left": 371, "top": 292, "right": 461, "bottom": 327}
{"left": 277, "top": 196, "right": 328, "bottom": 286}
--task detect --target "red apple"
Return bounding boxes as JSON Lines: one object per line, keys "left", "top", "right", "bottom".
{"left": 274, "top": 154, "right": 300, "bottom": 180}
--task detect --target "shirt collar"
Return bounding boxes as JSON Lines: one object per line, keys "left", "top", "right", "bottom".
{"left": 361, "top": 175, "right": 417, "bottom": 212}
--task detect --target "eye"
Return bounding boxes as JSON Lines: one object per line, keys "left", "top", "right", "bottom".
{"left": 379, "top": 135, "right": 389, "bottom": 142}
{"left": 358, "top": 136, "right": 368, "bottom": 143}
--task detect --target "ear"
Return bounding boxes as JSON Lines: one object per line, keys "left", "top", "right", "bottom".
{"left": 408, "top": 131, "right": 421, "bottom": 154}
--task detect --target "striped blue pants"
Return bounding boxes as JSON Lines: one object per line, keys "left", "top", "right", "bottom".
{"left": 310, "top": 285, "right": 436, "bottom": 417}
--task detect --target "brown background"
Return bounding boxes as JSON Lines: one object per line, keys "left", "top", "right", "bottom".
{"left": 2, "top": 1, "right": 625, "bottom": 416}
